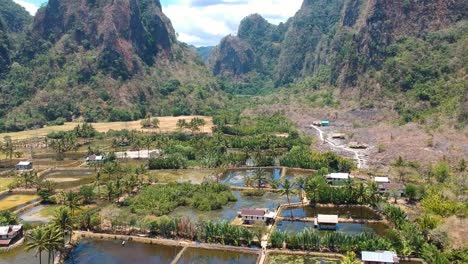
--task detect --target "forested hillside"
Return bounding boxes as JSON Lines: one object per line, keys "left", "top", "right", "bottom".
{"left": 209, "top": 0, "right": 467, "bottom": 123}
{"left": 0, "top": 0, "right": 222, "bottom": 132}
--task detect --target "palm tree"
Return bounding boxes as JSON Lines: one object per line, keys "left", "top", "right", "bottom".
{"left": 281, "top": 179, "right": 295, "bottom": 218}
{"left": 356, "top": 182, "right": 367, "bottom": 221}
{"left": 65, "top": 191, "right": 81, "bottom": 215}
{"left": 305, "top": 176, "right": 322, "bottom": 217}
{"left": 252, "top": 169, "right": 267, "bottom": 189}
{"left": 45, "top": 225, "right": 64, "bottom": 263}
{"left": 26, "top": 227, "right": 48, "bottom": 264}
{"left": 95, "top": 172, "right": 101, "bottom": 195}
{"left": 295, "top": 177, "right": 305, "bottom": 205}
{"left": 105, "top": 181, "right": 116, "bottom": 201}
{"left": 52, "top": 206, "right": 75, "bottom": 244}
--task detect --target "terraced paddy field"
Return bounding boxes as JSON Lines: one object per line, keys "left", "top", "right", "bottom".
{"left": 42, "top": 169, "right": 95, "bottom": 189}
{"left": 0, "top": 194, "right": 39, "bottom": 211}
{"left": 267, "top": 253, "right": 340, "bottom": 264}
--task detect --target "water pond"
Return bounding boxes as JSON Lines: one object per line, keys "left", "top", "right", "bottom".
{"left": 0, "top": 193, "right": 39, "bottom": 211}
{"left": 65, "top": 239, "right": 182, "bottom": 264}
{"left": 221, "top": 168, "right": 281, "bottom": 187}
{"left": 267, "top": 253, "right": 340, "bottom": 264}
{"left": 275, "top": 220, "right": 389, "bottom": 237}
{"left": 170, "top": 191, "right": 299, "bottom": 222}
{"left": 150, "top": 169, "right": 215, "bottom": 184}
{"left": 280, "top": 206, "right": 381, "bottom": 220}
{"left": 177, "top": 247, "right": 258, "bottom": 264}
{"left": 0, "top": 244, "right": 47, "bottom": 264}
{"left": 42, "top": 169, "right": 95, "bottom": 189}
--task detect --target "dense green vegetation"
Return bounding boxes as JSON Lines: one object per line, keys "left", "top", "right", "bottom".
{"left": 381, "top": 21, "right": 468, "bottom": 125}
{"left": 128, "top": 182, "right": 237, "bottom": 215}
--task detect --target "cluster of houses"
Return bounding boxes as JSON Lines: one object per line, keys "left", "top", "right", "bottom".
{"left": 325, "top": 173, "right": 405, "bottom": 198}
{"left": 0, "top": 225, "right": 23, "bottom": 247}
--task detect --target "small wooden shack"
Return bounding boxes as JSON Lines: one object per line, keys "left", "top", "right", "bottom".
{"left": 15, "top": 161, "right": 32, "bottom": 171}
{"left": 0, "top": 225, "right": 23, "bottom": 247}
{"left": 316, "top": 214, "right": 338, "bottom": 230}
{"left": 361, "top": 251, "right": 399, "bottom": 264}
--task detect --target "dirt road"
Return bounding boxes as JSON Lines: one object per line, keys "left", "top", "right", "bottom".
{"left": 309, "top": 125, "right": 369, "bottom": 169}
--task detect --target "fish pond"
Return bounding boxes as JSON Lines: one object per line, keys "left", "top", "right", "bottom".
{"left": 280, "top": 205, "right": 382, "bottom": 220}
{"left": 170, "top": 190, "right": 299, "bottom": 222}
{"left": 150, "top": 169, "right": 216, "bottom": 184}
{"left": 221, "top": 168, "right": 282, "bottom": 187}
{"left": 65, "top": 239, "right": 182, "bottom": 264}
{"left": 275, "top": 220, "right": 389, "bottom": 237}
{"left": 64, "top": 239, "right": 258, "bottom": 264}
{"left": 267, "top": 253, "right": 340, "bottom": 264}
{"left": 0, "top": 193, "right": 39, "bottom": 211}
{"left": 0, "top": 244, "right": 47, "bottom": 264}
{"left": 177, "top": 247, "right": 258, "bottom": 264}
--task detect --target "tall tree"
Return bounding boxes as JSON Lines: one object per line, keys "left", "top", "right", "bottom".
{"left": 252, "top": 169, "right": 267, "bottom": 189}
{"left": 64, "top": 191, "right": 81, "bottom": 215}
{"left": 281, "top": 179, "right": 295, "bottom": 218}
{"left": 26, "top": 227, "right": 48, "bottom": 264}
{"left": 48, "top": 133, "right": 77, "bottom": 160}
{"left": 1, "top": 136, "right": 15, "bottom": 160}
{"left": 52, "top": 207, "right": 74, "bottom": 245}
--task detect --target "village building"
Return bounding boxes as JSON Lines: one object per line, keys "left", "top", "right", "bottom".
{"left": 316, "top": 214, "right": 338, "bottom": 230}
{"left": 239, "top": 208, "right": 275, "bottom": 224}
{"left": 0, "top": 225, "right": 23, "bottom": 247}
{"left": 85, "top": 155, "right": 105, "bottom": 163}
{"left": 361, "top": 251, "right": 399, "bottom": 264}
{"left": 321, "top": 120, "right": 330, "bottom": 127}
{"left": 115, "top": 149, "right": 160, "bottom": 159}
{"left": 374, "top": 177, "right": 390, "bottom": 184}
{"left": 379, "top": 183, "right": 405, "bottom": 197}
{"left": 15, "top": 161, "right": 32, "bottom": 171}
{"left": 326, "top": 173, "right": 353, "bottom": 184}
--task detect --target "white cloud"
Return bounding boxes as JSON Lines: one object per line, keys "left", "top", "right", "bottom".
{"left": 13, "top": 0, "right": 39, "bottom": 15}
{"left": 164, "top": 0, "right": 302, "bottom": 47}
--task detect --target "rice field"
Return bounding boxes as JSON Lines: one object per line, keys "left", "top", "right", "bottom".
{"left": 0, "top": 194, "right": 39, "bottom": 211}
{"left": 0, "top": 178, "right": 15, "bottom": 191}
{"left": 0, "top": 115, "right": 213, "bottom": 141}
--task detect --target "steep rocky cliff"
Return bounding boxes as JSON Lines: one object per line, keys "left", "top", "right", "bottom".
{"left": 211, "top": 0, "right": 467, "bottom": 87}
{"left": 0, "top": 0, "right": 220, "bottom": 131}
{"left": 209, "top": 35, "right": 256, "bottom": 78}
{"left": 31, "top": 0, "right": 176, "bottom": 78}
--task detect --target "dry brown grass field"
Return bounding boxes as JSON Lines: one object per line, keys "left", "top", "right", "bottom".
{"left": 0, "top": 115, "right": 213, "bottom": 141}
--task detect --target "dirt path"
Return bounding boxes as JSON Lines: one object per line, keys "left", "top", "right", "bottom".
{"left": 310, "top": 125, "right": 369, "bottom": 169}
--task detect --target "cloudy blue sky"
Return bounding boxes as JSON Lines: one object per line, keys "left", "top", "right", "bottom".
{"left": 13, "top": 0, "right": 302, "bottom": 47}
